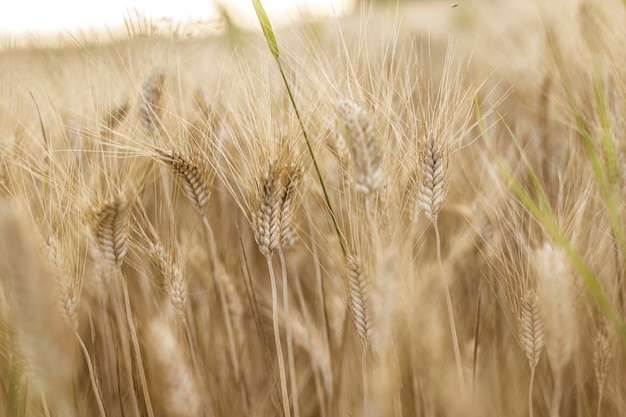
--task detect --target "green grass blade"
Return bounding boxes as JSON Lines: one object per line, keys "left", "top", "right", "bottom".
{"left": 251, "top": 0, "right": 279, "bottom": 60}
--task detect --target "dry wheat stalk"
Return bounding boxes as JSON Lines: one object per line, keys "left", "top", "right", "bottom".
{"left": 140, "top": 67, "right": 165, "bottom": 137}
{"left": 157, "top": 149, "right": 211, "bottom": 212}
{"left": 93, "top": 196, "right": 129, "bottom": 268}
{"left": 417, "top": 131, "right": 448, "bottom": 224}
{"left": 346, "top": 254, "right": 373, "bottom": 349}
{"left": 146, "top": 318, "right": 202, "bottom": 417}
{"left": 337, "top": 99, "right": 383, "bottom": 196}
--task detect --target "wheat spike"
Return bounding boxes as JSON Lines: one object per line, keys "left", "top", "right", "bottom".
{"left": 252, "top": 160, "right": 283, "bottom": 258}
{"left": 93, "top": 196, "right": 129, "bottom": 268}
{"left": 417, "top": 132, "right": 448, "bottom": 224}
{"left": 158, "top": 149, "right": 211, "bottom": 211}
{"left": 148, "top": 241, "right": 187, "bottom": 318}
{"left": 140, "top": 67, "right": 165, "bottom": 137}
{"left": 594, "top": 318, "right": 613, "bottom": 396}
{"left": 534, "top": 243, "right": 576, "bottom": 372}
{"left": 337, "top": 99, "right": 383, "bottom": 195}
{"left": 346, "top": 254, "right": 373, "bottom": 349}
{"left": 520, "top": 290, "right": 544, "bottom": 370}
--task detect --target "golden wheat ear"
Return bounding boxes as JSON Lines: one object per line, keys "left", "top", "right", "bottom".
{"left": 346, "top": 254, "right": 373, "bottom": 350}
{"left": 156, "top": 149, "right": 211, "bottom": 212}
{"left": 92, "top": 196, "right": 130, "bottom": 268}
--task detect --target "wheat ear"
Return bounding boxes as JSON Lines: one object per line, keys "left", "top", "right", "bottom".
{"left": 594, "top": 318, "right": 614, "bottom": 417}
{"left": 157, "top": 149, "right": 211, "bottom": 212}
{"left": 520, "top": 290, "right": 544, "bottom": 417}
{"left": 139, "top": 67, "right": 165, "bottom": 138}
{"left": 337, "top": 98, "right": 383, "bottom": 197}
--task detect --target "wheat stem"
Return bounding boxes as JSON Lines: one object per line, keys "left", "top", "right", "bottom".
{"left": 279, "top": 250, "right": 300, "bottom": 417}
{"left": 201, "top": 214, "right": 242, "bottom": 381}
{"left": 529, "top": 366, "right": 536, "bottom": 417}
{"left": 75, "top": 331, "right": 107, "bottom": 417}
{"left": 434, "top": 220, "right": 465, "bottom": 392}
{"left": 265, "top": 256, "right": 291, "bottom": 417}
{"left": 118, "top": 271, "right": 155, "bottom": 417}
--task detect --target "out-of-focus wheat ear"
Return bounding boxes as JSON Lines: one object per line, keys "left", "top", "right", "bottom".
{"left": 139, "top": 67, "right": 165, "bottom": 138}
{"left": 252, "top": 160, "right": 283, "bottom": 258}
{"left": 534, "top": 242, "right": 576, "bottom": 373}
{"left": 157, "top": 149, "right": 211, "bottom": 212}
{"left": 0, "top": 202, "right": 74, "bottom": 415}
{"left": 520, "top": 289, "right": 543, "bottom": 417}
{"left": 279, "top": 161, "right": 304, "bottom": 251}
{"left": 337, "top": 99, "right": 383, "bottom": 196}
{"left": 145, "top": 318, "right": 203, "bottom": 417}
{"left": 417, "top": 131, "right": 449, "bottom": 225}
{"left": 346, "top": 254, "right": 373, "bottom": 350}
{"left": 594, "top": 317, "right": 614, "bottom": 417}
{"left": 520, "top": 290, "right": 544, "bottom": 371}
{"left": 47, "top": 235, "right": 79, "bottom": 331}
{"left": 93, "top": 196, "right": 129, "bottom": 268}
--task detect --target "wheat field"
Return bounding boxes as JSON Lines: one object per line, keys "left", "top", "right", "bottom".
{"left": 0, "top": 0, "right": 625, "bottom": 416}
